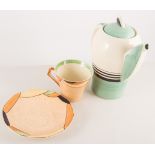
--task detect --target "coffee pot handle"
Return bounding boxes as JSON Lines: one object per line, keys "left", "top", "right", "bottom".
{"left": 121, "top": 44, "right": 149, "bottom": 81}
{"left": 47, "top": 67, "right": 62, "bottom": 86}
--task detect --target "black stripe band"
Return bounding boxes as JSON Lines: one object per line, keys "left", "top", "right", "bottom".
{"left": 94, "top": 72, "right": 121, "bottom": 82}
{"left": 93, "top": 64, "right": 121, "bottom": 76}
{"left": 93, "top": 65, "right": 121, "bottom": 78}
{"left": 94, "top": 69, "right": 121, "bottom": 80}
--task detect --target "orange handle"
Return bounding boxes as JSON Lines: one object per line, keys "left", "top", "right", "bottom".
{"left": 47, "top": 67, "right": 62, "bottom": 86}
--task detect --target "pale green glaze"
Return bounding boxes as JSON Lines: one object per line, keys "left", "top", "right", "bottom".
{"left": 44, "top": 90, "right": 55, "bottom": 95}
{"left": 104, "top": 23, "right": 135, "bottom": 39}
{"left": 121, "top": 44, "right": 143, "bottom": 81}
{"left": 92, "top": 74, "right": 127, "bottom": 99}
{"left": 55, "top": 59, "right": 93, "bottom": 74}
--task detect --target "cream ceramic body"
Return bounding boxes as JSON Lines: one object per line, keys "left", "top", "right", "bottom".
{"left": 91, "top": 19, "right": 148, "bottom": 99}
{"left": 92, "top": 24, "right": 143, "bottom": 74}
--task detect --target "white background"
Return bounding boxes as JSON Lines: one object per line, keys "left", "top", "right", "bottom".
{"left": 0, "top": 10, "right": 154, "bottom": 65}
{"left": 0, "top": 10, "right": 155, "bottom": 144}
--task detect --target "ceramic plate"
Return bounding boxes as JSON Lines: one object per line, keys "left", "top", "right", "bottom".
{"left": 2, "top": 89, "right": 74, "bottom": 138}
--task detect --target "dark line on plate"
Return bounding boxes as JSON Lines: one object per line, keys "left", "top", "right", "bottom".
{"left": 3, "top": 111, "right": 10, "bottom": 126}
{"left": 58, "top": 95, "right": 70, "bottom": 104}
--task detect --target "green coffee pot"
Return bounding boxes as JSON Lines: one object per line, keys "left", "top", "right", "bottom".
{"left": 91, "top": 17, "right": 149, "bottom": 99}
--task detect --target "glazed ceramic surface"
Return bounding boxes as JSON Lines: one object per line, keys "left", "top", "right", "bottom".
{"left": 92, "top": 24, "right": 142, "bottom": 74}
{"left": 91, "top": 18, "right": 148, "bottom": 99}
{"left": 2, "top": 89, "right": 74, "bottom": 138}
{"left": 48, "top": 59, "right": 93, "bottom": 102}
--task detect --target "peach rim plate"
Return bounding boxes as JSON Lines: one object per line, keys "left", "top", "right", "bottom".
{"left": 2, "top": 89, "right": 74, "bottom": 138}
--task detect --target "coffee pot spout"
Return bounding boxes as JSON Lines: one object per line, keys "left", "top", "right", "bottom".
{"left": 121, "top": 44, "right": 149, "bottom": 81}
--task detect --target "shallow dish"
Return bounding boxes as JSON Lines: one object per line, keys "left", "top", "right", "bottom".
{"left": 2, "top": 89, "right": 74, "bottom": 138}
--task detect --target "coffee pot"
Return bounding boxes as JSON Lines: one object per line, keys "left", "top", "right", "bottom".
{"left": 91, "top": 17, "right": 149, "bottom": 99}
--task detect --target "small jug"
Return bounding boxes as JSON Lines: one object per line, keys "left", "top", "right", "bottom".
{"left": 91, "top": 17, "right": 149, "bottom": 99}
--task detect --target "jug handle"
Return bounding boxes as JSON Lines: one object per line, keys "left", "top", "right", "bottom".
{"left": 47, "top": 67, "right": 62, "bottom": 86}
{"left": 91, "top": 23, "right": 105, "bottom": 43}
{"left": 121, "top": 44, "right": 149, "bottom": 81}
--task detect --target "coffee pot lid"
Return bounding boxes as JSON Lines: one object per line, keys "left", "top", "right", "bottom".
{"left": 104, "top": 17, "right": 136, "bottom": 39}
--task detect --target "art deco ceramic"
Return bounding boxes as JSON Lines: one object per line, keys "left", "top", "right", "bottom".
{"left": 48, "top": 59, "right": 93, "bottom": 102}
{"left": 91, "top": 18, "right": 149, "bottom": 99}
{"left": 2, "top": 89, "right": 74, "bottom": 138}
